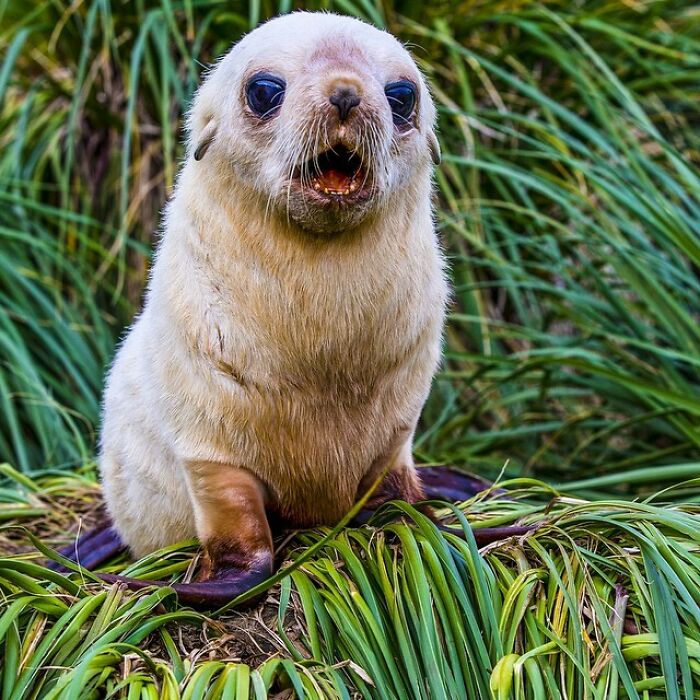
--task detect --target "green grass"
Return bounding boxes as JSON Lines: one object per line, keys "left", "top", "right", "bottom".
{"left": 2, "top": 467, "right": 700, "bottom": 699}
{"left": 419, "top": 7, "right": 700, "bottom": 484}
{"left": 1, "top": 0, "right": 700, "bottom": 697}
{"left": 1, "top": 0, "right": 699, "bottom": 488}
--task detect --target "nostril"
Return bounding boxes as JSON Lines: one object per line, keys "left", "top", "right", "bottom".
{"left": 329, "top": 87, "right": 361, "bottom": 122}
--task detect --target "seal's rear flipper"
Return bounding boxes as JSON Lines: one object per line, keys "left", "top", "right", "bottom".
{"left": 417, "top": 465, "right": 492, "bottom": 502}
{"left": 352, "top": 465, "right": 490, "bottom": 525}
{"left": 47, "top": 522, "right": 126, "bottom": 572}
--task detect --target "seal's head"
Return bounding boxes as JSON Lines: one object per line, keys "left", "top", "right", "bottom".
{"left": 189, "top": 12, "right": 440, "bottom": 235}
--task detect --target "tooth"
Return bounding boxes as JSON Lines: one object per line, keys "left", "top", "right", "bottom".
{"left": 323, "top": 188, "right": 329, "bottom": 194}
{"left": 343, "top": 189, "right": 349, "bottom": 195}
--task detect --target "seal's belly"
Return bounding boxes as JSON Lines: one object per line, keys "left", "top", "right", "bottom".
{"left": 248, "top": 389, "right": 394, "bottom": 527}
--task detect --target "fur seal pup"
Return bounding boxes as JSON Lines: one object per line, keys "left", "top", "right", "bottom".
{"left": 53, "top": 12, "right": 517, "bottom": 606}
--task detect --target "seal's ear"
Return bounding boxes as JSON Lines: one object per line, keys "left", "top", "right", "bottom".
{"left": 194, "top": 119, "right": 218, "bottom": 161}
{"left": 428, "top": 131, "right": 441, "bottom": 166}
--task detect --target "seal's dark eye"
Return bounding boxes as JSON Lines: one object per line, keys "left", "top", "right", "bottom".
{"left": 246, "top": 75, "right": 285, "bottom": 118}
{"left": 385, "top": 81, "right": 416, "bottom": 126}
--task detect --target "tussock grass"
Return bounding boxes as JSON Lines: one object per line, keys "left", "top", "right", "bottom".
{"left": 0, "top": 0, "right": 700, "bottom": 486}
{"left": 1, "top": 0, "right": 699, "bottom": 486}
{"left": 2, "top": 1, "right": 700, "bottom": 697}
{"left": 2, "top": 467, "right": 700, "bottom": 698}
{"left": 416, "top": 8, "right": 700, "bottom": 484}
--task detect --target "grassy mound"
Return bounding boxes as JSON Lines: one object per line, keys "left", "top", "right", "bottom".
{"left": 1, "top": 466, "right": 699, "bottom": 699}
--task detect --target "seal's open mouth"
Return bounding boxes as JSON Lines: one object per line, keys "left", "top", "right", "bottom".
{"left": 300, "top": 145, "right": 369, "bottom": 200}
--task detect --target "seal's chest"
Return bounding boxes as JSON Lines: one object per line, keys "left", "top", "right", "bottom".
{"left": 274, "top": 290, "right": 416, "bottom": 383}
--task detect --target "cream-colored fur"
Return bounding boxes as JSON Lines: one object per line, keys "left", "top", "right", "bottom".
{"left": 100, "top": 11, "right": 448, "bottom": 558}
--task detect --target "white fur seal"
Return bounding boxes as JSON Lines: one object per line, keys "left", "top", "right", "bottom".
{"left": 91, "top": 11, "right": 449, "bottom": 594}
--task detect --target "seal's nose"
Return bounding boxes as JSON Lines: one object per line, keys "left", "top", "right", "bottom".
{"left": 329, "top": 86, "right": 361, "bottom": 121}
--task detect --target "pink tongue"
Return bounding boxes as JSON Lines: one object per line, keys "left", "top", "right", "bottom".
{"left": 316, "top": 167, "right": 353, "bottom": 191}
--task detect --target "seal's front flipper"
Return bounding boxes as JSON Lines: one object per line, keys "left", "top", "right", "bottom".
{"left": 98, "top": 549, "right": 273, "bottom": 608}
{"left": 173, "top": 461, "right": 276, "bottom": 607}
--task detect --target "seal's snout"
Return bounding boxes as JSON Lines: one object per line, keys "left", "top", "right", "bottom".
{"left": 329, "top": 85, "right": 361, "bottom": 122}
